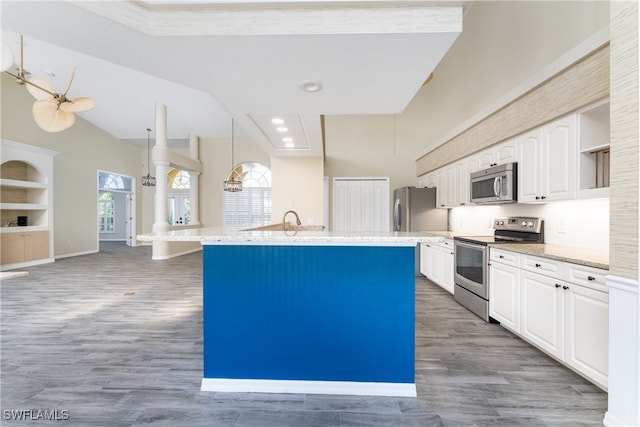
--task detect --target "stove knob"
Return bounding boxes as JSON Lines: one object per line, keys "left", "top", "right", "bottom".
{"left": 495, "top": 221, "right": 500, "bottom": 225}
{"left": 521, "top": 221, "right": 527, "bottom": 227}
{"left": 527, "top": 221, "right": 534, "bottom": 227}
{"left": 499, "top": 220, "right": 504, "bottom": 225}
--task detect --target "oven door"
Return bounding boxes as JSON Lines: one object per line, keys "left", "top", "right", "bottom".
{"left": 454, "top": 239, "right": 488, "bottom": 299}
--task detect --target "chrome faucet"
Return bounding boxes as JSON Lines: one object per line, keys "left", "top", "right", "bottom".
{"left": 282, "top": 210, "right": 301, "bottom": 230}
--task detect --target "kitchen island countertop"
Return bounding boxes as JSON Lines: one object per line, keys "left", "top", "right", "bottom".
{"left": 137, "top": 227, "right": 446, "bottom": 246}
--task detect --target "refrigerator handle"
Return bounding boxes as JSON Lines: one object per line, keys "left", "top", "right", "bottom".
{"left": 393, "top": 198, "right": 401, "bottom": 231}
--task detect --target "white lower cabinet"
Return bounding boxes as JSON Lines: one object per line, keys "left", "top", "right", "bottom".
{"left": 521, "top": 270, "right": 565, "bottom": 359}
{"left": 489, "top": 248, "right": 608, "bottom": 390}
{"left": 489, "top": 249, "right": 521, "bottom": 332}
{"left": 420, "top": 240, "right": 454, "bottom": 294}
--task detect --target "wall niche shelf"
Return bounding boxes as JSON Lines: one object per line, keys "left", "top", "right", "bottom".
{"left": 0, "top": 140, "right": 57, "bottom": 270}
{"left": 577, "top": 100, "right": 610, "bottom": 199}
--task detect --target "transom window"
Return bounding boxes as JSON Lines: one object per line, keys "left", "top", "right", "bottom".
{"left": 224, "top": 162, "right": 272, "bottom": 231}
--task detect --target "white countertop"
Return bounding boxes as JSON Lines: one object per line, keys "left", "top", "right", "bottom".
{"left": 137, "top": 227, "right": 446, "bottom": 246}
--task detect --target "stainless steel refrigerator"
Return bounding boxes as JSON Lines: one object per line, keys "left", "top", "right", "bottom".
{"left": 393, "top": 186, "right": 447, "bottom": 275}
{"left": 393, "top": 186, "right": 446, "bottom": 232}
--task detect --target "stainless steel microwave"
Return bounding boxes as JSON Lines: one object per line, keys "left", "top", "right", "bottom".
{"left": 470, "top": 162, "right": 517, "bottom": 204}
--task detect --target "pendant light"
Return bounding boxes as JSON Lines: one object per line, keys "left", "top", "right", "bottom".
{"left": 223, "top": 118, "right": 242, "bottom": 192}
{"left": 142, "top": 128, "right": 156, "bottom": 187}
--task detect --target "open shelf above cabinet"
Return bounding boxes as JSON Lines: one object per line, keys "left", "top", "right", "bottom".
{"left": 578, "top": 100, "right": 610, "bottom": 198}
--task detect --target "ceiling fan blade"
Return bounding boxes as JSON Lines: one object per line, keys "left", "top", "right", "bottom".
{"left": 60, "top": 96, "right": 96, "bottom": 113}
{"left": 64, "top": 68, "right": 76, "bottom": 95}
{"left": 26, "top": 77, "right": 56, "bottom": 100}
{"left": 32, "top": 99, "right": 76, "bottom": 133}
{"left": 0, "top": 41, "right": 13, "bottom": 72}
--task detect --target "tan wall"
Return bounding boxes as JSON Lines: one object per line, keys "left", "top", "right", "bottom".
{"left": 609, "top": 0, "right": 639, "bottom": 279}
{"left": 271, "top": 157, "right": 324, "bottom": 226}
{"left": 0, "top": 73, "right": 143, "bottom": 257}
{"left": 198, "top": 135, "right": 270, "bottom": 227}
{"left": 405, "top": 0, "right": 610, "bottom": 154}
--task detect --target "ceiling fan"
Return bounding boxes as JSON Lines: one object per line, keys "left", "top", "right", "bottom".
{"left": 2, "top": 35, "right": 96, "bottom": 133}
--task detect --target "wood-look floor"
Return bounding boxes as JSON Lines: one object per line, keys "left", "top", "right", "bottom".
{"left": 1, "top": 242, "right": 607, "bottom": 426}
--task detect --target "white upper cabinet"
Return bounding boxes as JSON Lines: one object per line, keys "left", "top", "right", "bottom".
{"left": 577, "top": 100, "right": 610, "bottom": 199}
{"left": 517, "top": 115, "right": 576, "bottom": 203}
{"left": 476, "top": 138, "right": 518, "bottom": 170}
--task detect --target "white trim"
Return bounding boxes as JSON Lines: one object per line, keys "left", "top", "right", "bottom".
{"left": 151, "top": 246, "right": 202, "bottom": 260}
{"left": 55, "top": 249, "right": 98, "bottom": 259}
{"left": 201, "top": 240, "right": 418, "bottom": 247}
{"left": 0, "top": 257, "right": 54, "bottom": 271}
{"left": 604, "top": 274, "right": 640, "bottom": 427}
{"left": 200, "top": 378, "right": 417, "bottom": 397}
{"left": 416, "top": 26, "right": 611, "bottom": 159}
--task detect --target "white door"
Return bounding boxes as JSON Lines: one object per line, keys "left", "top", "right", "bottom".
{"left": 332, "top": 178, "right": 389, "bottom": 232}
{"left": 125, "top": 192, "right": 136, "bottom": 247}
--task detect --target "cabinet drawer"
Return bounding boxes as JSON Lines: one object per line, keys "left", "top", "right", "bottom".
{"left": 564, "top": 264, "right": 608, "bottom": 293}
{"left": 429, "top": 239, "right": 454, "bottom": 251}
{"left": 490, "top": 248, "right": 519, "bottom": 266}
{"left": 520, "top": 254, "right": 564, "bottom": 279}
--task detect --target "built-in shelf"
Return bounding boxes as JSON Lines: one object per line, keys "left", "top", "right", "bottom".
{"left": 1, "top": 140, "right": 56, "bottom": 269}
{"left": 0, "top": 178, "right": 47, "bottom": 189}
{"left": 577, "top": 100, "right": 610, "bottom": 198}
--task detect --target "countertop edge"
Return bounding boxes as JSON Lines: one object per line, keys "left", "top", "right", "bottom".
{"left": 491, "top": 243, "right": 609, "bottom": 270}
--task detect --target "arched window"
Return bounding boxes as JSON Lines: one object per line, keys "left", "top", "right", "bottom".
{"left": 167, "top": 168, "right": 190, "bottom": 189}
{"left": 224, "top": 162, "right": 272, "bottom": 231}
{"left": 167, "top": 168, "right": 190, "bottom": 225}
{"left": 99, "top": 192, "right": 115, "bottom": 233}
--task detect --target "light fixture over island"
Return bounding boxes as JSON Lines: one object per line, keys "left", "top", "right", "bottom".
{"left": 138, "top": 228, "right": 447, "bottom": 397}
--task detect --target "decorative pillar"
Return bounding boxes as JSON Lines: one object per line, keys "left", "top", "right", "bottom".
{"left": 153, "top": 103, "right": 170, "bottom": 232}
{"left": 189, "top": 133, "right": 201, "bottom": 227}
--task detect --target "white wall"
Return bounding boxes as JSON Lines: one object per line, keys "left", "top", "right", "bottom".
{"left": 1, "top": 73, "right": 144, "bottom": 257}
{"left": 271, "top": 157, "right": 324, "bottom": 226}
{"left": 449, "top": 198, "right": 609, "bottom": 251}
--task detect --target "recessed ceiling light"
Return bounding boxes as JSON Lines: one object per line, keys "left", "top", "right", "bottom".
{"left": 300, "top": 80, "right": 323, "bottom": 93}
{"left": 282, "top": 137, "right": 293, "bottom": 143}
{"left": 271, "top": 117, "right": 285, "bottom": 125}
{"left": 276, "top": 126, "right": 288, "bottom": 133}
{"left": 285, "top": 142, "right": 295, "bottom": 148}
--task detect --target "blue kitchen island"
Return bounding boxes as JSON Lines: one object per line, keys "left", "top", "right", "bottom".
{"left": 138, "top": 228, "right": 444, "bottom": 397}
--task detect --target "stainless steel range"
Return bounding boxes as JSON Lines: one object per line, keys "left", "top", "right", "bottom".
{"left": 453, "top": 217, "right": 544, "bottom": 322}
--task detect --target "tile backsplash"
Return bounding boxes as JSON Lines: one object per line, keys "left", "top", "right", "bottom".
{"left": 449, "top": 198, "right": 609, "bottom": 252}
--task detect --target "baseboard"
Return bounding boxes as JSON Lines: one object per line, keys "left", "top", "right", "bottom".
{"left": 1, "top": 257, "right": 54, "bottom": 271}
{"left": 201, "top": 378, "right": 417, "bottom": 397}
{"left": 151, "top": 247, "right": 202, "bottom": 260}
{"left": 55, "top": 249, "right": 98, "bottom": 260}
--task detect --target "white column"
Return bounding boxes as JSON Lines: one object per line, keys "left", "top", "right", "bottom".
{"left": 153, "top": 103, "right": 170, "bottom": 232}
{"left": 189, "top": 133, "right": 201, "bottom": 226}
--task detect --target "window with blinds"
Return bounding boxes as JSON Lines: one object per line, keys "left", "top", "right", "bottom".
{"left": 223, "top": 162, "right": 272, "bottom": 231}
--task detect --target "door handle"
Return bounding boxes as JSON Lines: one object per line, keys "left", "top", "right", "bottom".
{"left": 493, "top": 177, "right": 501, "bottom": 197}
{"left": 587, "top": 276, "right": 596, "bottom": 281}
{"left": 555, "top": 283, "right": 561, "bottom": 288}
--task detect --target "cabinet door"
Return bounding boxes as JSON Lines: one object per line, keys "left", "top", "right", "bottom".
{"left": 564, "top": 283, "right": 608, "bottom": 389}
{"left": 429, "top": 244, "right": 441, "bottom": 283}
{"left": 439, "top": 245, "right": 455, "bottom": 294}
{"left": 1, "top": 233, "right": 26, "bottom": 264}
{"left": 419, "top": 244, "right": 429, "bottom": 277}
{"left": 517, "top": 128, "right": 543, "bottom": 203}
{"left": 24, "top": 230, "right": 49, "bottom": 261}
{"left": 489, "top": 263, "right": 521, "bottom": 332}
{"left": 521, "top": 271, "right": 564, "bottom": 359}
{"left": 542, "top": 115, "right": 576, "bottom": 201}
{"left": 494, "top": 138, "right": 518, "bottom": 165}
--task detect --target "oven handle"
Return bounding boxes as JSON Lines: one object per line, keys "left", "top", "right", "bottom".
{"left": 454, "top": 239, "right": 488, "bottom": 252}
{"left": 493, "top": 176, "right": 502, "bottom": 197}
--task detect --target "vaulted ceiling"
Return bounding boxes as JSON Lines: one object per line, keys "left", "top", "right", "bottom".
{"left": 1, "top": 1, "right": 464, "bottom": 156}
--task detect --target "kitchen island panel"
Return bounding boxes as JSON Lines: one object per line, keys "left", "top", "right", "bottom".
{"left": 202, "top": 244, "right": 415, "bottom": 395}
